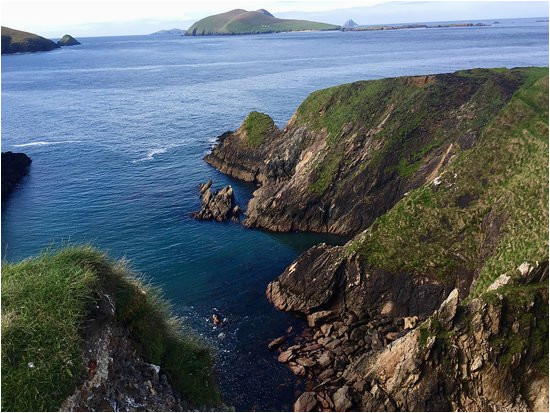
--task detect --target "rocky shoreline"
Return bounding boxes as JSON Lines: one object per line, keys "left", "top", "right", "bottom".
{"left": 203, "top": 68, "right": 549, "bottom": 411}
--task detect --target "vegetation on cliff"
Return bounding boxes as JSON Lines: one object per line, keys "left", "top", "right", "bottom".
{"left": 346, "top": 67, "right": 548, "bottom": 296}
{"left": 186, "top": 9, "right": 339, "bottom": 36}
{"left": 1, "top": 26, "right": 59, "bottom": 54}
{"left": 206, "top": 67, "right": 549, "bottom": 410}
{"left": 207, "top": 68, "right": 540, "bottom": 236}
{"left": 1, "top": 246, "right": 221, "bottom": 411}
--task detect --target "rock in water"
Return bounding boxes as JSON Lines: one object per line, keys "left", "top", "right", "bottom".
{"left": 2, "top": 151, "right": 32, "bottom": 199}
{"left": 192, "top": 181, "right": 241, "bottom": 222}
{"left": 57, "top": 34, "right": 80, "bottom": 46}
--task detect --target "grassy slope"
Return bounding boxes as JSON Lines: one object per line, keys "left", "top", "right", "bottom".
{"left": 1, "top": 246, "right": 221, "bottom": 411}
{"left": 187, "top": 9, "right": 338, "bottom": 35}
{"left": 296, "top": 69, "right": 525, "bottom": 195}
{"left": 1, "top": 26, "right": 58, "bottom": 53}
{"left": 345, "top": 67, "right": 548, "bottom": 296}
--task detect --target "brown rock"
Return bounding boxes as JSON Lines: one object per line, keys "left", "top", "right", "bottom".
{"left": 294, "top": 392, "right": 317, "bottom": 412}
{"left": 333, "top": 385, "right": 353, "bottom": 411}
{"left": 268, "top": 336, "right": 287, "bottom": 350}
{"left": 278, "top": 349, "right": 295, "bottom": 363}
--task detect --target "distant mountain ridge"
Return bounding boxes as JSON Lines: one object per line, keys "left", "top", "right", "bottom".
{"left": 186, "top": 8, "right": 340, "bottom": 36}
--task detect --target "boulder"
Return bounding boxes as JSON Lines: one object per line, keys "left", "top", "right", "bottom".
{"left": 268, "top": 336, "right": 287, "bottom": 350}
{"left": 193, "top": 182, "right": 241, "bottom": 222}
{"left": 333, "top": 385, "right": 352, "bottom": 411}
{"left": 307, "top": 310, "right": 336, "bottom": 328}
{"left": 294, "top": 392, "right": 317, "bottom": 412}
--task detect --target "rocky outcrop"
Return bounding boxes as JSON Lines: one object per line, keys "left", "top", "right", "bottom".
{"left": 61, "top": 298, "right": 186, "bottom": 411}
{"left": 206, "top": 69, "right": 526, "bottom": 236}
{"left": 2, "top": 151, "right": 32, "bottom": 199}
{"left": 192, "top": 180, "right": 241, "bottom": 222}
{"left": 2, "top": 26, "right": 59, "bottom": 54}
{"left": 57, "top": 34, "right": 80, "bottom": 46}
{"left": 273, "top": 263, "right": 548, "bottom": 411}
{"left": 261, "top": 68, "right": 549, "bottom": 411}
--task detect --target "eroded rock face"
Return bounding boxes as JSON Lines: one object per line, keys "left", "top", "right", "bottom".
{"left": 192, "top": 180, "right": 241, "bottom": 222}
{"left": 206, "top": 70, "right": 525, "bottom": 236}
{"left": 266, "top": 243, "right": 448, "bottom": 320}
{"left": 61, "top": 295, "right": 186, "bottom": 412}
{"left": 275, "top": 264, "right": 549, "bottom": 412}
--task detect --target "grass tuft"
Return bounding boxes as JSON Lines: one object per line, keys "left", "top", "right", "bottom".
{"left": 1, "top": 246, "right": 221, "bottom": 411}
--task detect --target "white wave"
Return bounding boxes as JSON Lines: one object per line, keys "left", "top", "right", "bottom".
{"left": 132, "top": 147, "right": 169, "bottom": 163}
{"left": 13, "top": 140, "right": 81, "bottom": 147}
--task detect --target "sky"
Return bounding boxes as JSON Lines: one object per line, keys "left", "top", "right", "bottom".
{"left": 1, "top": 0, "right": 548, "bottom": 37}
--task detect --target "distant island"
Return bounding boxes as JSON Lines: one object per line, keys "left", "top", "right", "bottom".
{"left": 1, "top": 26, "right": 59, "bottom": 54}
{"left": 342, "top": 22, "right": 490, "bottom": 31}
{"left": 57, "top": 34, "right": 80, "bottom": 46}
{"left": 150, "top": 28, "right": 186, "bottom": 36}
{"left": 186, "top": 8, "right": 339, "bottom": 36}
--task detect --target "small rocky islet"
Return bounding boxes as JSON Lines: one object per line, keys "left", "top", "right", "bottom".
{"left": 1, "top": 151, "right": 32, "bottom": 198}
{"left": 201, "top": 67, "right": 549, "bottom": 411}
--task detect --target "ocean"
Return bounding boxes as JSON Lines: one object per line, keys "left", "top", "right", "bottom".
{"left": 1, "top": 18, "right": 548, "bottom": 410}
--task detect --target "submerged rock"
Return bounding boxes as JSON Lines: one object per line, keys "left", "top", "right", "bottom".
{"left": 193, "top": 180, "right": 241, "bottom": 222}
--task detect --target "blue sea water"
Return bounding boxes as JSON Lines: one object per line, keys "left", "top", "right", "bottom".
{"left": 1, "top": 18, "right": 548, "bottom": 410}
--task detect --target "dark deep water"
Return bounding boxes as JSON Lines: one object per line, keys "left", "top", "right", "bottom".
{"left": 1, "top": 18, "right": 548, "bottom": 410}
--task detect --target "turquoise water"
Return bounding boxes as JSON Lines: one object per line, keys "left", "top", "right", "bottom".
{"left": 1, "top": 18, "right": 548, "bottom": 410}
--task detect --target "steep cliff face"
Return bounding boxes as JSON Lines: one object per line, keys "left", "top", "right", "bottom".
{"left": 262, "top": 68, "right": 549, "bottom": 411}
{"left": 207, "top": 67, "right": 549, "bottom": 411}
{"left": 206, "top": 68, "right": 532, "bottom": 236}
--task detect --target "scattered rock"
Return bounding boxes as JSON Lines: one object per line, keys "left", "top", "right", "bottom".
{"left": 403, "top": 316, "right": 419, "bottom": 330}
{"left": 294, "top": 392, "right": 317, "bottom": 412}
{"left": 212, "top": 313, "right": 223, "bottom": 325}
{"left": 333, "top": 385, "right": 352, "bottom": 411}
{"left": 486, "top": 274, "right": 512, "bottom": 292}
{"left": 307, "top": 310, "right": 336, "bottom": 328}
{"left": 268, "top": 336, "right": 287, "bottom": 350}
{"left": 278, "top": 349, "right": 295, "bottom": 363}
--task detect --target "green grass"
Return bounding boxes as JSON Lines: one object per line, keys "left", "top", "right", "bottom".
{"left": 300, "top": 68, "right": 525, "bottom": 196}
{"left": 243, "top": 111, "right": 275, "bottom": 147}
{"left": 346, "top": 67, "right": 548, "bottom": 289}
{"left": 1, "top": 246, "right": 221, "bottom": 411}
{"left": 187, "top": 9, "right": 338, "bottom": 35}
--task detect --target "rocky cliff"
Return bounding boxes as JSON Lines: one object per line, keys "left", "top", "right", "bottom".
{"left": 207, "top": 67, "right": 549, "bottom": 411}
{"left": 2, "top": 151, "right": 32, "bottom": 199}
{"left": 206, "top": 68, "right": 534, "bottom": 236}
{"left": 1, "top": 26, "right": 59, "bottom": 54}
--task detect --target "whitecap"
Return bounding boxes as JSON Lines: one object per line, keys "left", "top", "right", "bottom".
{"left": 13, "top": 140, "right": 81, "bottom": 148}
{"left": 132, "top": 147, "right": 168, "bottom": 163}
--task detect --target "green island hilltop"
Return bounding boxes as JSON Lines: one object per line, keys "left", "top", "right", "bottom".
{"left": 186, "top": 8, "right": 340, "bottom": 36}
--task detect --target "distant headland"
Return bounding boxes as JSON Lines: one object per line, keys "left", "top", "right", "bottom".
{"left": 185, "top": 8, "right": 340, "bottom": 36}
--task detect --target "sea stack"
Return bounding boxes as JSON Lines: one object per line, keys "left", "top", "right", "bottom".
{"left": 57, "top": 34, "right": 80, "bottom": 46}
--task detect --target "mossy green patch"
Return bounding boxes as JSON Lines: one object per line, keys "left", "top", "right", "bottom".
{"left": 346, "top": 67, "right": 548, "bottom": 286}
{"left": 243, "top": 111, "right": 275, "bottom": 147}
{"left": 1, "top": 246, "right": 222, "bottom": 411}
